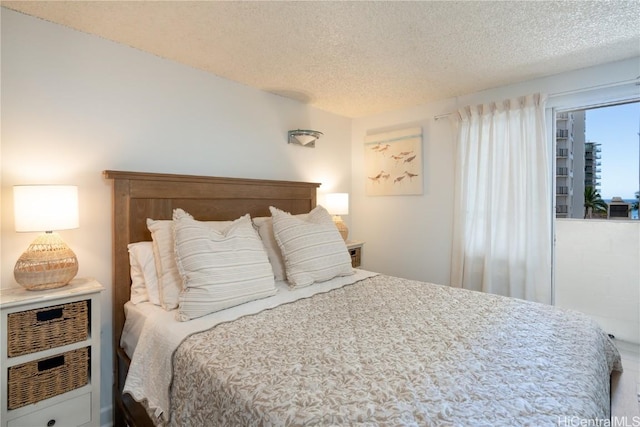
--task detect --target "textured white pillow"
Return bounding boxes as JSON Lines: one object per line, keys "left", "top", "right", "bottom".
{"left": 252, "top": 213, "right": 308, "bottom": 281}
{"left": 174, "top": 211, "right": 277, "bottom": 321}
{"left": 147, "top": 213, "right": 233, "bottom": 310}
{"left": 270, "top": 205, "right": 353, "bottom": 288}
{"left": 128, "top": 244, "right": 149, "bottom": 305}
{"left": 127, "top": 241, "right": 160, "bottom": 305}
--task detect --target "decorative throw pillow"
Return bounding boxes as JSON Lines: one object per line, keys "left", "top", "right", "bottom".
{"left": 252, "top": 213, "right": 308, "bottom": 281}
{"left": 147, "top": 212, "right": 233, "bottom": 310}
{"left": 127, "top": 241, "right": 160, "bottom": 305}
{"left": 173, "top": 210, "right": 277, "bottom": 321}
{"left": 269, "top": 205, "right": 353, "bottom": 288}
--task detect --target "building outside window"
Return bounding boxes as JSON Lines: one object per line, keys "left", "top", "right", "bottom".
{"left": 555, "top": 102, "right": 639, "bottom": 220}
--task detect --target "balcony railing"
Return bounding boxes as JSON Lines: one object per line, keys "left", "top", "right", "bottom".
{"left": 556, "top": 129, "right": 569, "bottom": 138}
{"left": 585, "top": 145, "right": 602, "bottom": 153}
{"left": 556, "top": 205, "right": 569, "bottom": 214}
{"left": 557, "top": 148, "right": 569, "bottom": 157}
{"left": 555, "top": 220, "right": 639, "bottom": 343}
{"left": 556, "top": 186, "right": 570, "bottom": 195}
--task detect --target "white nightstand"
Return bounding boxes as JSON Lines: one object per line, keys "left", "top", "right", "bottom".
{"left": 346, "top": 241, "right": 365, "bottom": 268}
{"left": 0, "top": 278, "right": 103, "bottom": 427}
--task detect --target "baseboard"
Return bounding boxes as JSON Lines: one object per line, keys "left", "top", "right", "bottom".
{"left": 101, "top": 404, "right": 113, "bottom": 427}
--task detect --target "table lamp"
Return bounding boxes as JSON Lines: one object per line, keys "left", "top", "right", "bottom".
{"left": 13, "top": 185, "right": 79, "bottom": 290}
{"left": 324, "top": 193, "right": 349, "bottom": 241}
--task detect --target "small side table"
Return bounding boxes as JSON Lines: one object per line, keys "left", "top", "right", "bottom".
{"left": 0, "top": 278, "right": 103, "bottom": 427}
{"left": 346, "top": 241, "right": 365, "bottom": 268}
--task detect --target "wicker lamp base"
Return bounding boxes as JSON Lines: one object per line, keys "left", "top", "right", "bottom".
{"left": 333, "top": 216, "right": 349, "bottom": 241}
{"left": 14, "top": 232, "right": 79, "bottom": 291}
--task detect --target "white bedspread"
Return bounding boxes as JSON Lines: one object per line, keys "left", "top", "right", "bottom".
{"left": 169, "top": 275, "right": 622, "bottom": 426}
{"left": 123, "top": 269, "right": 379, "bottom": 421}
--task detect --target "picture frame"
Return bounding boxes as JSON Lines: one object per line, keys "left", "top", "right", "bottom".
{"left": 364, "top": 127, "right": 423, "bottom": 196}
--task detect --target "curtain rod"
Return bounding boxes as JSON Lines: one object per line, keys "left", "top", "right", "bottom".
{"left": 433, "top": 76, "right": 639, "bottom": 121}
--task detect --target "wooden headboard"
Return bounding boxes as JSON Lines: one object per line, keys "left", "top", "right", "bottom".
{"left": 103, "top": 170, "right": 320, "bottom": 426}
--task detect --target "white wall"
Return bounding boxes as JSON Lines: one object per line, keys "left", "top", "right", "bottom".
{"left": 555, "top": 219, "right": 639, "bottom": 344}
{"left": 0, "top": 9, "right": 351, "bottom": 424}
{"left": 350, "top": 100, "right": 457, "bottom": 284}
{"left": 351, "top": 58, "right": 640, "bottom": 287}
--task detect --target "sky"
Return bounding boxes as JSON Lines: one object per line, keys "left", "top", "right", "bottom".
{"left": 585, "top": 101, "right": 640, "bottom": 200}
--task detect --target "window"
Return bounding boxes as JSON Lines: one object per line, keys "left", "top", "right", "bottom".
{"left": 609, "top": 204, "right": 630, "bottom": 218}
{"left": 554, "top": 101, "right": 639, "bottom": 220}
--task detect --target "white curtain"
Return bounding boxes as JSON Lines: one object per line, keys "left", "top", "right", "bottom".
{"left": 450, "top": 93, "right": 552, "bottom": 304}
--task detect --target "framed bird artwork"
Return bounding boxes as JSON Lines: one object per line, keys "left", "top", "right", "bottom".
{"left": 364, "top": 127, "right": 423, "bottom": 196}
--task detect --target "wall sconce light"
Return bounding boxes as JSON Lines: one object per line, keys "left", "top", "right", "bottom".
{"left": 324, "top": 192, "right": 349, "bottom": 241}
{"left": 288, "top": 129, "right": 323, "bottom": 148}
{"left": 13, "top": 185, "right": 80, "bottom": 290}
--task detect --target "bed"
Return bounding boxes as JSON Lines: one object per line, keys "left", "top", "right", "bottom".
{"left": 104, "top": 170, "right": 622, "bottom": 427}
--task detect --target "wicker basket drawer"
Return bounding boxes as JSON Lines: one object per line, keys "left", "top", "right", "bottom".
{"left": 7, "top": 300, "right": 89, "bottom": 358}
{"left": 7, "top": 347, "right": 89, "bottom": 410}
{"left": 349, "top": 247, "right": 361, "bottom": 268}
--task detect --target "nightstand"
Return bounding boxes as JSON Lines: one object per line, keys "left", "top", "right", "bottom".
{"left": 0, "top": 278, "right": 103, "bottom": 427}
{"left": 346, "top": 241, "right": 365, "bottom": 268}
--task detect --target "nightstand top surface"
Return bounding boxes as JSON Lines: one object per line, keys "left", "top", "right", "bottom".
{"left": 0, "top": 277, "right": 103, "bottom": 308}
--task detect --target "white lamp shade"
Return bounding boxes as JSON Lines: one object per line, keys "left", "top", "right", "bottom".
{"left": 14, "top": 185, "right": 79, "bottom": 232}
{"left": 324, "top": 193, "right": 349, "bottom": 216}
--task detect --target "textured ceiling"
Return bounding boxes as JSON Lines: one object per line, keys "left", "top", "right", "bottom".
{"left": 2, "top": 1, "right": 640, "bottom": 118}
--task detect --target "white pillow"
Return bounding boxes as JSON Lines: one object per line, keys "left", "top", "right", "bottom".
{"left": 252, "top": 213, "right": 308, "bottom": 281}
{"left": 127, "top": 241, "right": 160, "bottom": 305}
{"left": 269, "top": 205, "right": 353, "bottom": 288}
{"left": 173, "top": 211, "right": 277, "bottom": 321}
{"left": 147, "top": 213, "right": 233, "bottom": 310}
